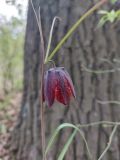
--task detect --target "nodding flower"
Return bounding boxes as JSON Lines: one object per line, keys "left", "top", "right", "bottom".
{"left": 43, "top": 67, "right": 76, "bottom": 107}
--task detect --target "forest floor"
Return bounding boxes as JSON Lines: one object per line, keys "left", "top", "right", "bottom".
{"left": 0, "top": 92, "right": 22, "bottom": 160}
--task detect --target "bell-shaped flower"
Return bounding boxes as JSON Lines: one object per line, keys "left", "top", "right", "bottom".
{"left": 43, "top": 67, "right": 76, "bottom": 107}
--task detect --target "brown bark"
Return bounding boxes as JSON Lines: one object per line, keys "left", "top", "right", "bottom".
{"left": 9, "top": 0, "right": 120, "bottom": 160}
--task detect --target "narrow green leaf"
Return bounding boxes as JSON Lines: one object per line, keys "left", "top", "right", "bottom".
{"left": 98, "top": 16, "right": 108, "bottom": 27}
{"left": 45, "top": 0, "right": 107, "bottom": 63}
{"left": 45, "top": 123, "right": 92, "bottom": 159}
{"left": 57, "top": 129, "right": 77, "bottom": 160}
{"left": 45, "top": 123, "right": 78, "bottom": 155}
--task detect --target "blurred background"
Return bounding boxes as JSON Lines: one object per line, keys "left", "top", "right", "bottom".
{"left": 1, "top": 0, "right": 120, "bottom": 160}
{"left": 0, "top": 1, "right": 28, "bottom": 159}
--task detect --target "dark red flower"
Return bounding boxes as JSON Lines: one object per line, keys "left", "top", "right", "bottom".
{"left": 43, "top": 67, "right": 76, "bottom": 107}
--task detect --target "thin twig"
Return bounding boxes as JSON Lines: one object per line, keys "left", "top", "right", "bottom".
{"left": 81, "top": 64, "right": 116, "bottom": 74}
{"left": 77, "top": 130, "right": 92, "bottom": 160}
{"left": 98, "top": 124, "right": 118, "bottom": 160}
{"left": 99, "top": 58, "right": 114, "bottom": 66}
{"left": 77, "top": 121, "right": 120, "bottom": 128}
{"left": 97, "top": 100, "right": 120, "bottom": 105}
{"left": 113, "top": 58, "right": 120, "bottom": 63}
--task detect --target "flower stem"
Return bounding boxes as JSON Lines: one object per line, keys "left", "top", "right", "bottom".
{"left": 45, "top": 0, "right": 108, "bottom": 64}
{"left": 30, "top": 1, "right": 46, "bottom": 159}
{"left": 44, "top": 16, "right": 61, "bottom": 63}
{"left": 38, "top": 8, "right": 46, "bottom": 160}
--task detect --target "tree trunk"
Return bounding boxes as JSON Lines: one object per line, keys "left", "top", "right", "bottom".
{"left": 9, "top": 0, "right": 120, "bottom": 160}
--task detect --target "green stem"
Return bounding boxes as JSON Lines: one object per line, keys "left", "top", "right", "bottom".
{"left": 44, "top": 17, "right": 61, "bottom": 63}
{"left": 45, "top": 0, "right": 108, "bottom": 64}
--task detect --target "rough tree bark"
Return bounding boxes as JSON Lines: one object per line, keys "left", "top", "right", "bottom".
{"left": 9, "top": 0, "right": 120, "bottom": 160}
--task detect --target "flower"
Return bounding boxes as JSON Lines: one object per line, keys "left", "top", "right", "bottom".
{"left": 43, "top": 67, "right": 76, "bottom": 107}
